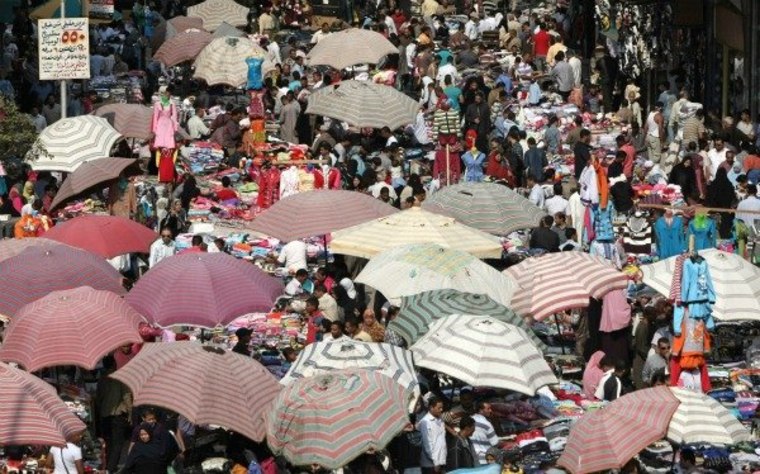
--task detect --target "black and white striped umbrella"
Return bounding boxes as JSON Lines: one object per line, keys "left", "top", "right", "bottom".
{"left": 29, "top": 116, "right": 122, "bottom": 173}
{"left": 410, "top": 315, "right": 557, "bottom": 395}
{"left": 194, "top": 37, "right": 267, "bottom": 87}
{"left": 306, "top": 80, "right": 419, "bottom": 130}
{"left": 279, "top": 341, "right": 419, "bottom": 411}
{"left": 306, "top": 28, "right": 398, "bottom": 70}
{"left": 187, "top": 0, "right": 248, "bottom": 31}
{"left": 667, "top": 387, "right": 750, "bottom": 444}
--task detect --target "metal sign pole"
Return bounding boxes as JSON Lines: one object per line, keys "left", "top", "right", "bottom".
{"left": 60, "top": 0, "right": 67, "bottom": 118}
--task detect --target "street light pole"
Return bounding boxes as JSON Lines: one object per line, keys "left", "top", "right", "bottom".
{"left": 60, "top": 0, "right": 67, "bottom": 118}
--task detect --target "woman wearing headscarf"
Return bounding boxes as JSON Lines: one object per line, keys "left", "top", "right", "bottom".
{"left": 178, "top": 174, "right": 201, "bottom": 211}
{"left": 668, "top": 155, "right": 697, "bottom": 203}
{"left": 360, "top": 309, "right": 385, "bottom": 342}
{"left": 582, "top": 350, "right": 606, "bottom": 399}
{"left": 121, "top": 423, "right": 170, "bottom": 474}
{"left": 706, "top": 167, "right": 737, "bottom": 238}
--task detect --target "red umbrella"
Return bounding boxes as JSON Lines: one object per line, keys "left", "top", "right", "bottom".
{"left": 50, "top": 158, "right": 136, "bottom": 210}
{"left": 249, "top": 190, "right": 398, "bottom": 241}
{"left": 94, "top": 104, "right": 153, "bottom": 140}
{"left": 0, "top": 244, "right": 126, "bottom": 316}
{"left": 557, "top": 387, "right": 680, "bottom": 474}
{"left": 0, "top": 287, "right": 144, "bottom": 371}
{"left": 0, "top": 237, "right": 64, "bottom": 263}
{"left": 44, "top": 215, "right": 158, "bottom": 258}
{"left": 154, "top": 30, "right": 214, "bottom": 66}
{"left": 126, "top": 253, "right": 283, "bottom": 327}
{"left": 0, "top": 362, "right": 87, "bottom": 446}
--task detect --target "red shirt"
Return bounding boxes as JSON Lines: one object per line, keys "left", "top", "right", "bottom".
{"left": 620, "top": 143, "right": 635, "bottom": 179}
{"left": 533, "top": 30, "right": 550, "bottom": 56}
{"left": 216, "top": 187, "right": 237, "bottom": 201}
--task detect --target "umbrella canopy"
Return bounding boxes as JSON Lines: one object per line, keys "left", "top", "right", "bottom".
{"left": 29, "top": 116, "right": 122, "bottom": 172}
{"left": 0, "top": 362, "right": 87, "bottom": 446}
{"left": 0, "top": 237, "right": 63, "bottom": 263}
{"left": 152, "top": 16, "right": 205, "bottom": 49}
{"left": 0, "top": 244, "right": 125, "bottom": 316}
{"left": 213, "top": 21, "right": 246, "bottom": 38}
{"left": 194, "top": 36, "right": 267, "bottom": 87}
{"left": 505, "top": 252, "right": 629, "bottom": 321}
{"left": 422, "top": 182, "right": 547, "bottom": 235}
{"left": 331, "top": 207, "right": 503, "bottom": 259}
{"left": 356, "top": 243, "right": 516, "bottom": 307}
{"left": 126, "top": 252, "right": 283, "bottom": 327}
{"left": 667, "top": 387, "right": 750, "bottom": 445}
{"left": 307, "top": 80, "right": 419, "bottom": 130}
{"left": 187, "top": 0, "right": 249, "bottom": 31}
{"left": 306, "top": 28, "right": 397, "bottom": 70}
{"left": 112, "top": 343, "right": 281, "bottom": 442}
{"left": 279, "top": 341, "right": 419, "bottom": 411}
{"left": 391, "top": 289, "right": 544, "bottom": 349}
{"left": 94, "top": 103, "right": 154, "bottom": 140}
{"left": 0, "top": 287, "right": 143, "bottom": 371}
{"left": 641, "top": 249, "right": 760, "bottom": 321}
{"left": 154, "top": 30, "right": 214, "bottom": 66}
{"left": 249, "top": 190, "right": 398, "bottom": 241}
{"left": 44, "top": 215, "right": 158, "bottom": 258}
{"left": 267, "top": 369, "right": 410, "bottom": 469}
{"left": 410, "top": 316, "right": 556, "bottom": 394}
{"left": 558, "top": 387, "right": 681, "bottom": 474}
{"left": 49, "top": 158, "right": 136, "bottom": 210}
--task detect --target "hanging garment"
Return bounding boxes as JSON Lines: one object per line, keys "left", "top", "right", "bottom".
{"left": 669, "top": 357, "right": 711, "bottom": 393}
{"left": 687, "top": 216, "right": 717, "bottom": 251}
{"left": 248, "top": 90, "right": 266, "bottom": 120}
{"left": 257, "top": 167, "right": 281, "bottom": 209}
{"left": 279, "top": 166, "right": 300, "bottom": 199}
{"left": 461, "top": 150, "right": 486, "bottom": 182}
{"left": 678, "top": 256, "right": 716, "bottom": 327}
{"left": 672, "top": 316, "right": 710, "bottom": 369}
{"left": 327, "top": 168, "right": 342, "bottom": 189}
{"left": 654, "top": 215, "right": 686, "bottom": 259}
{"left": 599, "top": 288, "right": 631, "bottom": 333}
{"left": 579, "top": 165, "right": 599, "bottom": 206}
{"left": 618, "top": 212, "right": 652, "bottom": 257}
{"left": 668, "top": 254, "right": 688, "bottom": 304}
{"left": 434, "top": 134, "right": 462, "bottom": 184}
{"left": 156, "top": 148, "right": 177, "bottom": 183}
{"left": 592, "top": 203, "right": 616, "bottom": 242}
{"left": 593, "top": 159, "right": 609, "bottom": 209}
{"left": 589, "top": 240, "right": 625, "bottom": 269}
{"left": 298, "top": 169, "right": 316, "bottom": 192}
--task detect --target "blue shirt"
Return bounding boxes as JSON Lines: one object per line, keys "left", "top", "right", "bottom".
{"left": 529, "top": 82, "right": 542, "bottom": 105}
{"left": 495, "top": 73, "right": 513, "bottom": 95}
{"left": 443, "top": 86, "right": 462, "bottom": 111}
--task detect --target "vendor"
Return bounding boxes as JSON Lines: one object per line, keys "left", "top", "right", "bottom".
{"left": 273, "top": 239, "right": 308, "bottom": 274}
{"left": 214, "top": 176, "right": 239, "bottom": 203}
{"left": 232, "top": 328, "right": 253, "bottom": 356}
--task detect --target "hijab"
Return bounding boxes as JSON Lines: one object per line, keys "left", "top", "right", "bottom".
{"left": 582, "top": 350, "right": 606, "bottom": 399}
{"left": 707, "top": 167, "right": 735, "bottom": 208}
{"left": 180, "top": 175, "right": 200, "bottom": 210}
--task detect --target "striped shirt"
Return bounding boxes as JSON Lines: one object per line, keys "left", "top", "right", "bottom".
{"left": 471, "top": 414, "right": 498, "bottom": 464}
{"left": 433, "top": 109, "right": 461, "bottom": 140}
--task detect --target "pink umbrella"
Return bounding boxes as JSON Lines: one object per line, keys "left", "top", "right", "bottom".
{"left": 0, "top": 244, "right": 126, "bottom": 316}
{"left": 44, "top": 215, "right": 158, "bottom": 258}
{"left": 126, "top": 253, "right": 283, "bottom": 327}
{"left": 0, "top": 287, "right": 144, "bottom": 371}
{"left": 0, "top": 237, "right": 64, "bottom": 263}
{"left": 94, "top": 104, "right": 153, "bottom": 140}
{"left": 0, "top": 362, "right": 87, "bottom": 446}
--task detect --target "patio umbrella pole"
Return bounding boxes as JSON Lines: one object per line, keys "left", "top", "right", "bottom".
{"left": 554, "top": 314, "right": 565, "bottom": 355}
{"left": 445, "top": 144, "right": 450, "bottom": 186}
{"left": 323, "top": 234, "right": 328, "bottom": 265}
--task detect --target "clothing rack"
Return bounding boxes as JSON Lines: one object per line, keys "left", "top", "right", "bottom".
{"left": 636, "top": 203, "right": 760, "bottom": 216}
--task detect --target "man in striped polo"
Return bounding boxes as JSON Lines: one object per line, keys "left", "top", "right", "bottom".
{"left": 471, "top": 401, "right": 499, "bottom": 464}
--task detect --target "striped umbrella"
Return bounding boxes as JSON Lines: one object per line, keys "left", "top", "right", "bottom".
{"left": 641, "top": 249, "right": 760, "bottom": 321}
{"left": 126, "top": 252, "right": 283, "bottom": 327}
{"left": 94, "top": 103, "right": 153, "bottom": 140}
{"left": 410, "top": 316, "right": 556, "bottom": 394}
{"left": 0, "top": 287, "right": 144, "bottom": 371}
{"left": 187, "top": 0, "right": 249, "bottom": 31}
{"left": 50, "top": 158, "right": 136, "bottom": 210}
{"left": 558, "top": 387, "right": 681, "bottom": 474}
{"left": 0, "top": 244, "right": 125, "bottom": 316}
{"left": 667, "top": 387, "right": 750, "bottom": 445}
{"left": 356, "top": 243, "right": 517, "bottom": 307}
{"left": 331, "top": 207, "right": 503, "bottom": 259}
{"left": 213, "top": 22, "right": 246, "bottom": 38}
{"left": 154, "top": 30, "right": 213, "bottom": 67}
{"left": 111, "top": 342, "right": 280, "bottom": 442}
{"left": 249, "top": 190, "right": 398, "bottom": 241}
{"left": 422, "top": 182, "right": 547, "bottom": 235}
{"left": 0, "top": 237, "right": 63, "bottom": 263}
{"left": 44, "top": 215, "right": 158, "bottom": 258}
{"left": 307, "top": 80, "right": 419, "bottom": 130}
{"left": 267, "top": 369, "right": 410, "bottom": 469}
{"left": 279, "top": 341, "right": 419, "bottom": 411}
{"left": 194, "top": 36, "right": 267, "bottom": 87}
{"left": 306, "top": 28, "right": 398, "bottom": 70}
{"left": 505, "top": 252, "right": 629, "bottom": 321}
{"left": 152, "top": 15, "right": 205, "bottom": 49}
{"left": 0, "top": 362, "right": 87, "bottom": 446}
{"left": 29, "top": 116, "right": 122, "bottom": 173}
{"left": 392, "top": 289, "right": 544, "bottom": 349}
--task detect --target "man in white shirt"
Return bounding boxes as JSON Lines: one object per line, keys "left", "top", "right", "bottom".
{"left": 187, "top": 107, "right": 210, "bottom": 140}
{"left": 567, "top": 50, "right": 582, "bottom": 88}
{"left": 310, "top": 23, "right": 331, "bottom": 44}
{"left": 544, "top": 183, "right": 568, "bottom": 216}
{"left": 149, "top": 230, "right": 176, "bottom": 268}
{"left": 464, "top": 14, "right": 480, "bottom": 41}
{"left": 369, "top": 177, "right": 398, "bottom": 201}
{"left": 594, "top": 357, "right": 624, "bottom": 401}
{"left": 284, "top": 268, "right": 308, "bottom": 296}
{"left": 527, "top": 175, "right": 545, "bottom": 209}
{"left": 322, "top": 320, "right": 350, "bottom": 342}
{"left": 736, "top": 184, "right": 760, "bottom": 228}
{"left": 49, "top": 433, "right": 84, "bottom": 474}
{"left": 418, "top": 397, "right": 447, "bottom": 472}
{"left": 471, "top": 401, "right": 499, "bottom": 464}
{"left": 30, "top": 106, "right": 47, "bottom": 133}
{"left": 277, "top": 240, "right": 308, "bottom": 273}
{"left": 706, "top": 137, "right": 728, "bottom": 182}
{"left": 314, "top": 284, "right": 340, "bottom": 322}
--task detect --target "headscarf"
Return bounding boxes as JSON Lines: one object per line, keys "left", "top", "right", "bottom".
{"left": 361, "top": 310, "right": 386, "bottom": 342}
{"left": 127, "top": 422, "right": 166, "bottom": 463}
{"left": 582, "top": 350, "right": 606, "bottom": 399}
{"left": 22, "top": 181, "right": 34, "bottom": 203}
{"left": 706, "top": 167, "right": 735, "bottom": 209}
{"left": 339, "top": 278, "right": 357, "bottom": 299}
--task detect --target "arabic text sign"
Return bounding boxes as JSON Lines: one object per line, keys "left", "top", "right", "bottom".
{"left": 38, "top": 18, "right": 91, "bottom": 81}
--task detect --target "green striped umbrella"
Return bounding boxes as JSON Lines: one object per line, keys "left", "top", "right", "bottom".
{"left": 422, "top": 182, "right": 547, "bottom": 235}
{"left": 266, "top": 369, "right": 409, "bottom": 469}
{"left": 389, "top": 289, "right": 545, "bottom": 350}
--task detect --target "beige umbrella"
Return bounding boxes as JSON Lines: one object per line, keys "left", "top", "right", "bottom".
{"left": 94, "top": 104, "right": 153, "bottom": 140}
{"left": 151, "top": 16, "right": 205, "bottom": 49}
{"left": 187, "top": 0, "right": 249, "bottom": 32}
{"left": 306, "top": 28, "right": 398, "bottom": 70}
{"left": 330, "top": 207, "right": 503, "bottom": 259}
{"left": 154, "top": 30, "right": 213, "bottom": 67}
{"left": 194, "top": 36, "right": 267, "bottom": 87}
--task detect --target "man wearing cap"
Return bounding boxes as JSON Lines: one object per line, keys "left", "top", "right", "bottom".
{"left": 644, "top": 102, "right": 666, "bottom": 164}
{"left": 232, "top": 328, "right": 253, "bottom": 356}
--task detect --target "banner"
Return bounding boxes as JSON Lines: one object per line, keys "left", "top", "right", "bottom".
{"left": 37, "top": 18, "right": 91, "bottom": 80}
{"left": 88, "top": 0, "right": 114, "bottom": 20}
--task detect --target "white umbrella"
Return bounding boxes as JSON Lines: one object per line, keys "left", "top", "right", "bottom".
{"left": 187, "top": 0, "right": 249, "bottom": 31}
{"left": 667, "top": 387, "right": 750, "bottom": 445}
{"left": 306, "top": 80, "right": 419, "bottom": 130}
{"left": 28, "top": 116, "right": 122, "bottom": 173}
{"left": 279, "top": 340, "right": 419, "bottom": 411}
{"left": 356, "top": 243, "right": 517, "bottom": 307}
{"left": 410, "top": 315, "right": 557, "bottom": 395}
{"left": 306, "top": 28, "right": 398, "bottom": 70}
{"left": 194, "top": 36, "right": 268, "bottom": 87}
{"left": 330, "top": 207, "right": 503, "bottom": 259}
{"left": 640, "top": 249, "right": 760, "bottom": 320}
